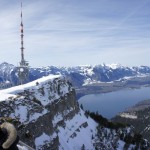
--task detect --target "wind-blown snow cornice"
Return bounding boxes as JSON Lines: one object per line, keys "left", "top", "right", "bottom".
{"left": 1, "top": 75, "right": 61, "bottom": 94}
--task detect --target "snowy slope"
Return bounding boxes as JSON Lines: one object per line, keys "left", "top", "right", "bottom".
{"left": 0, "top": 75, "right": 149, "bottom": 149}
{"left": 35, "top": 109, "right": 98, "bottom": 150}
{"left": 0, "top": 75, "right": 98, "bottom": 149}
{"left": 0, "top": 75, "right": 71, "bottom": 123}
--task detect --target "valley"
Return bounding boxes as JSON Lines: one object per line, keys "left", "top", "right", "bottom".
{"left": 76, "top": 75, "right": 150, "bottom": 98}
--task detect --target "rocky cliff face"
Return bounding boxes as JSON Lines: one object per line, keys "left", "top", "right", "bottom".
{"left": 0, "top": 75, "right": 98, "bottom": 149}
{"left": 0, "top": 75, "right": 149, "bottom": 150}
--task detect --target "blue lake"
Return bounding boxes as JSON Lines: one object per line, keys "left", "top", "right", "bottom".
{"left": 78, "top": 87, "right": 150, "bottom": 119}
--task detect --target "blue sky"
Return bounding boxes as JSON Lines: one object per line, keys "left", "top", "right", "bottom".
{"left": 0, "top": 0, "right": 150, "bottom": 67}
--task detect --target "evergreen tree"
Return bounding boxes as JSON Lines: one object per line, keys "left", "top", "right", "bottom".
{"left": 81, "top": 144, "right": 85, "bottom": 150}
{"left": 80, "top": 104, "right": 84, "bottom": 110}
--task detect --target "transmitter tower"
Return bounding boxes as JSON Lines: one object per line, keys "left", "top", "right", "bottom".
{"left": 17, "top": 2, "right": 29, "bottom": 85}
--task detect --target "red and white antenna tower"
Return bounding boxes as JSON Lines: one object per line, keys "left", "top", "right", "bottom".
{"left": 20, "top": 2, "right": 25, "bottom": 62}
{"left": 18, "top": 1, "right": 29, "bottom": 85}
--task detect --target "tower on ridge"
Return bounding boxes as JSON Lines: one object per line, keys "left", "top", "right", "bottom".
{"left": 17, "top": 2, "right": 29, "bottom": 85}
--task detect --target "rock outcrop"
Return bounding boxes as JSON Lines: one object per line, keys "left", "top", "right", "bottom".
{"left": 0, "top": 75, "right": 98, "bottom": 149}
{"left": 112, "top": 99, "right": 150, "bottom": 143}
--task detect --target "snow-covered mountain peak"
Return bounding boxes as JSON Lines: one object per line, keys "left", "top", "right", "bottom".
{"left": 106, "top": 63, "right": 123, "bottom": 69}
{"left": 0, "top": 74, "right": 149, "bottom": 149}
{"left": 1, "top": 62, "right": 150, "bottom": 85}
{"left": 0, "top": 62, "right": 14, "bottom": 70}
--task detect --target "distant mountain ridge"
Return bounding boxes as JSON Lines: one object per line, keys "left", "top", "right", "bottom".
{"left": 1, "top": 62, "right": 150, "bottom": 88}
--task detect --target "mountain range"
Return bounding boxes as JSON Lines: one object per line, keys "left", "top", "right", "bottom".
{"left": 0, "top": 74, "right": 149, "bottom": 149}
{"left": 1, "top": 62, "right": 150, "bottom": 98}
{"left": 1, "top": 62, "right": 150, "bottom": 86}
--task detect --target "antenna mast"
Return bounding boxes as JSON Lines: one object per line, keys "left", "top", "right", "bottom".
{"left": 17, "top": 1, "right": 29, "bottom": 85}
{"left": 20, "top": 2, "right": 25, "bottom": 63}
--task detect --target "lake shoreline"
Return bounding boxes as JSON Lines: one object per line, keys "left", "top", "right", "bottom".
{"left": 78, "top": 86, "right": 150, "bottom": 119}
{"left": 76, "top": 82, "right": 150, "bottom": 99}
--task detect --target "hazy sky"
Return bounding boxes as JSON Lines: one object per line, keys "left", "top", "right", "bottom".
{"left": 0, "top": 0, "right": 150, "bottom": 67}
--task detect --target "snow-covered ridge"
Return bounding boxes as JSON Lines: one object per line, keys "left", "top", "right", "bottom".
{"left": 1, "top": 62, "right": 150, "bottom": 88}
{"left": 0, "top": 74, "right": 100, "bottom": 149}
{"left": 0, "top": 75, "right": 73, "bottom": 123}
{"left": 0, "top": 75, "right": 69, "bottom": 105}
{"left": 0, "top": 75, "right": 61, "bottom": 95}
